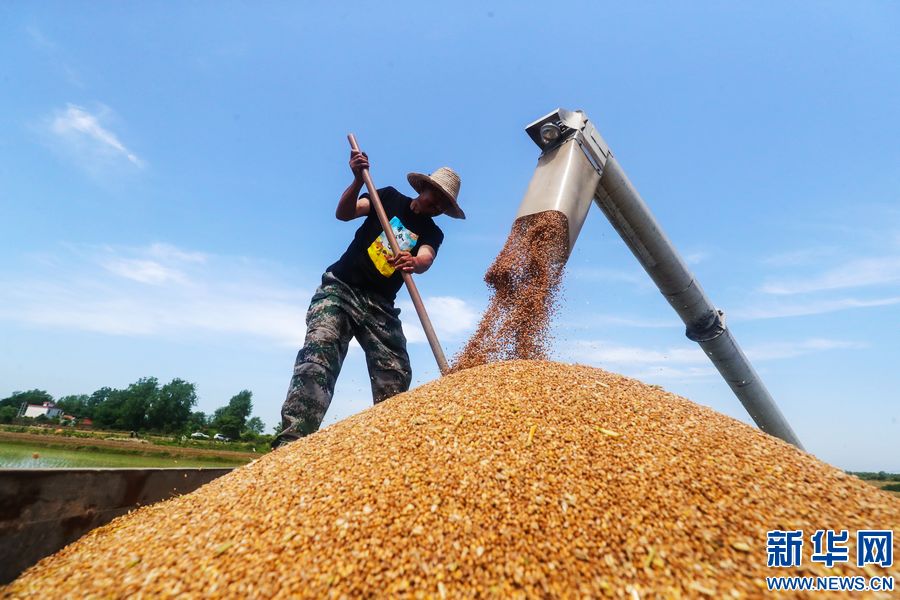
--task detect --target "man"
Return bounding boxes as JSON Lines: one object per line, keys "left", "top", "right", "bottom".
{"left": 273, "top": 150, "right": 464, "bottom": 447}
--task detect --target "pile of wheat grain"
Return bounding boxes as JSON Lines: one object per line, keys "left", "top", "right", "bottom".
{"left": 5, "top": 360, "right": 898, "bottom": 598}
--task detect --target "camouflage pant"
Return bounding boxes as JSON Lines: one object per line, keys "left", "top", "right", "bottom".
{"left": 276, "top": 272, "right": 411, "bottom": 444}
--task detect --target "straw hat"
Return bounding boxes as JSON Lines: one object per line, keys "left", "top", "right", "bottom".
{"left": 407, "top": 167, "right": 465, "bottom": 219}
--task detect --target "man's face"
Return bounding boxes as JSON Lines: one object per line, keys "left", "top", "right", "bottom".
{"left": 411, "top": 184, "right": 448, "bottom": 217}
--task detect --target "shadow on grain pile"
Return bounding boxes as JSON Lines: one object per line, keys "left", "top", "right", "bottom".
{"left": 5, "top": 360, "right": 899, "bottom": 598}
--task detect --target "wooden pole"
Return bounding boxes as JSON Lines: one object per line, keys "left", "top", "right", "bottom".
{"left": 347, "top": 134, "right": 450, "bottom": 375}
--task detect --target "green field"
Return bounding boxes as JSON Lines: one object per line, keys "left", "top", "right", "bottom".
{"left": 865, "top": 480, "right": 900, "bottom": 498}
{"left": 0, "top": 440, "right": 248, "bottom": 469}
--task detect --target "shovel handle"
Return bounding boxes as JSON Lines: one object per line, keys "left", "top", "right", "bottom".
{"left": 347, "top": 134, "right": 450, "bottom": 375}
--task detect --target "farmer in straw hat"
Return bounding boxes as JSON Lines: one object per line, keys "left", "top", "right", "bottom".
{"left": 273, "top": 150, "right": 464, "bottom": 447}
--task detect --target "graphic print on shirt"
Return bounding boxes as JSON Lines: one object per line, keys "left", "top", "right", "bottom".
{"left": 367, "top": 216, "right": 419, "bottom": 277}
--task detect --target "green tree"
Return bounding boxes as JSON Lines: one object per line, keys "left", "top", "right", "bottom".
{"left": 119, "top": 378, "right": 158, "bottom": 431}
{"left": 90, "top": 388, "right": 122, "bottom": 428}
{"left": 226, "top": 390, "right": 253, "bottom": 426}
{"left": 57, "top": 394, "right": 90, "bottom": 417}
{"left": 211, "top": 390, "right": 253, "bottom": 439}
{"left": 214, "top": 413, "right": 243, "bottom": 440}
{"left": 147, "top": 379, "right": 197, "bottom": 432}
{"left": 187, "top": 411, "right": 208, "bottom": 433}
{"left": 92, "top": 379, "right": 158, "bottom": 431}
{"left": 1, "top": 389, "right": 53, "bottom": 409}
{"left": 87, "top": 387, "right": 114, "bottom": 417}
{"left": 0, "top": 406, "right": 18, "bottom": 423}
{"left": 245, "top": 416, "right": 265, "bottom": 436}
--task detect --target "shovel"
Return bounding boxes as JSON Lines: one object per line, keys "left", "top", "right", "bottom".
{"left": 347, "top": 134, "right": 450, "bottom": 375}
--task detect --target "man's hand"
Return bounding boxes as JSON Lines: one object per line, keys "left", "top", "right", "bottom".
{"left": 337, "top": 151, "right": 372, "bottom": 221}
{"left": 387, "top": 251, "right": 417, "bottom": 274}
{"left": 350, "top": 150, "right": 369, "bottom": 182}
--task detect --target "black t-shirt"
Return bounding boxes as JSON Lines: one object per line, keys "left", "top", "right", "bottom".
{"left": 327, "top": 186, "right": 444, "bottom": 301}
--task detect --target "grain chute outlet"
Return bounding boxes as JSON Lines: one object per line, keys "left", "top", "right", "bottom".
{"left": 513, "top": 108, "right": 803, "bottom": 449}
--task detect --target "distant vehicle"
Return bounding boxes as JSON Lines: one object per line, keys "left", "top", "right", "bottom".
{"left": 213, "top": 433, "right": 231, "bottom": 442}
{"left": 190, "top": 431, "right": 210, "bottom": 439}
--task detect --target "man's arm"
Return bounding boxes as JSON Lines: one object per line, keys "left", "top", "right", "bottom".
{"left": 336, "top": 151, "right": 372, "bottom": 221}
{"left": 388, "top": 245, "right": 436, "bottom": 275}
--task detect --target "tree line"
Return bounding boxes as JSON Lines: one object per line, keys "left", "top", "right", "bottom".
{"left": 0, "top": 378, "right": 267, "bottom": 440}
{"left": 850, "top": 471, "right": 900, "bottom": 482}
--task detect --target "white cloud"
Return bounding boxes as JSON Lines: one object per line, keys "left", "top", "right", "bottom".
{"left": 563, "top": 340, "right": 714, "bottom": 381}
{"left": 566, "top": 265, "right": 654, "bottom": 289}
{"left": 568, "top": 340, "right": 707, "bottom": 366}
{"left": 761, "top": 256, "right": 900, "bottom": 294}
{"left": 743, "top": 338, "right": 866, "bottom": 361}
{"left": 557, "top": 313, "right": 681, "bottom": 329}
{"left": 733, "top": 296, "right": 900, "bottom": 320}
{"left": 1, "top": 244, "right": 308, "bottom": 345}
{"left": 684, "top": 250, "right": 710, "bottom": 265}
{"left": 147, "top": 243, "right": 208, "bottom": 264}
{"left": 97, "top": 244, "right": 207, "bottom": 285}
{"left": 398, "top": 296, "right": 481, "bottom": 343}
{"left": 101, "top": 258, "right": 187, "bottom": 285}
{"left": 51, "top": 104, "right": 143, "bottom": 166}
{"left": 761, "top": 247, "right": 837, "bottom": 267}
{"left": 562, "top": 336, "right": 863, "bottom": 381}
{"left": 0, "top": 243, "right": 479, "bottom": 350}
{"left": 43, "top": 104, "right": 144, "bottom": 173}
{"left": 632, "top": 365, "right": 719, "bottom": 380}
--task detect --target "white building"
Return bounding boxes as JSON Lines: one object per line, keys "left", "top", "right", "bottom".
{"left": 21, "top": 402, "right": 64, "bottom": 419}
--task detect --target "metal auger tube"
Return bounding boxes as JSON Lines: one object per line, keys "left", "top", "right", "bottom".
{"left": 594, "top": 156, "right": 804, "bottom": 449}
{"left": 515, "top": 108, "right": 803, "bottom": 449}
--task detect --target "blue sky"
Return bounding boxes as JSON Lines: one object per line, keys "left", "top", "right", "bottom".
{"left": 1, "top": 2, "right": 898, "bottom": 471}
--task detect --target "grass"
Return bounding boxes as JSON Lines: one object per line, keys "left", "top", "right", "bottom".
{"left": 0, "top": 430, "right": 263, "bottom": 469}
{"left": 845, "top": 472, "right": 900, "bottom": 498}
{"left": 0, "top": 440, "right": 247, "bottom": 468}
{"left": 0, "top": 437, "right": 250, "bottom": 462}
{"left": 857, "top": 479, "right": 900, "bottom": 498}
{"left": 0, "top": 423, "right": 271, "bottom": 454}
